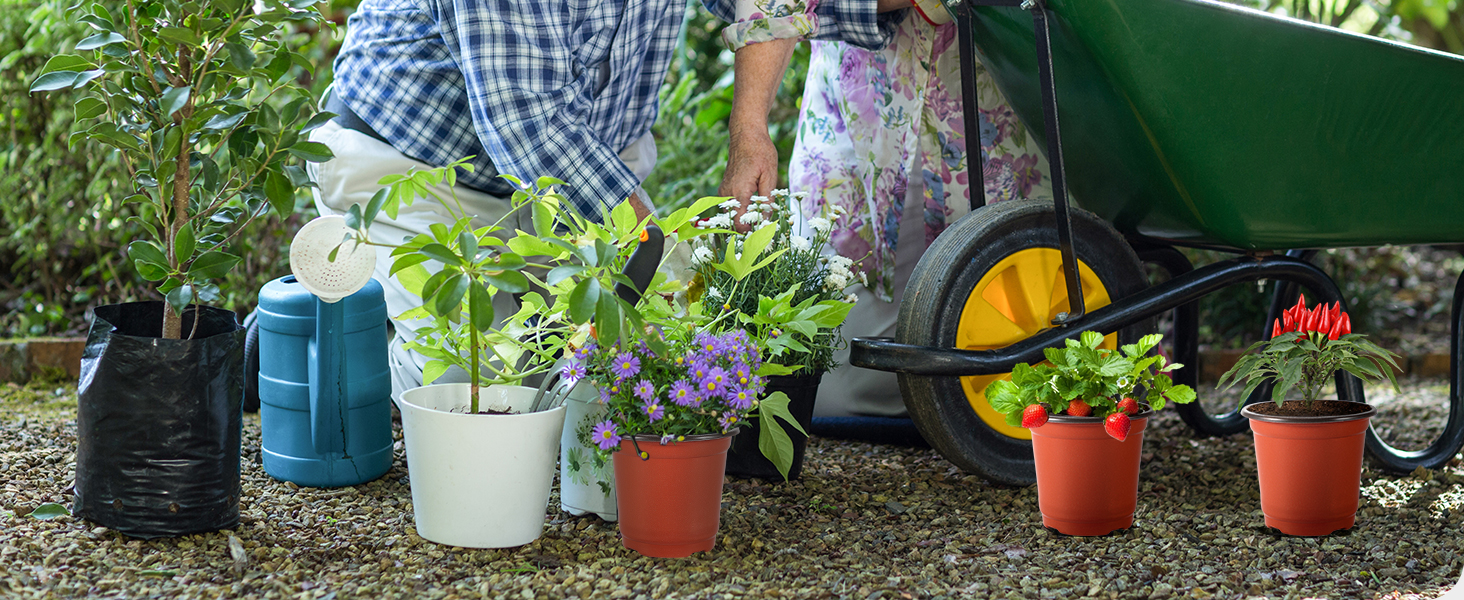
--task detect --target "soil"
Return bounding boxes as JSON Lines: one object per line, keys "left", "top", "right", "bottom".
{"left": 1247, "top": 399, "right": 1374, "bottom": 418}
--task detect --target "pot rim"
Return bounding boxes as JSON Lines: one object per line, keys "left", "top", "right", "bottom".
{"left": 1044, "top": 402, "right": 1153, "bottom": 424}
{"left": 624, "top": 432, "right": 735, "bottom": 444}
{"left": 1241, "top": 400, "right": 1376, "bottom": 424}
{"left": 399, "top": 383, "right": 564, "bottom": 418}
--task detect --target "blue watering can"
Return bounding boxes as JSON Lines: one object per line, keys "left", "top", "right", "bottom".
{"left": 256, "top": 216, "right": 393, "bottom": 487}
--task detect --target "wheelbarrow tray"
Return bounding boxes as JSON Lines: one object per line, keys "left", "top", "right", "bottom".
{"left": 968, "top": 0, "right": 1464, "bottom": 251}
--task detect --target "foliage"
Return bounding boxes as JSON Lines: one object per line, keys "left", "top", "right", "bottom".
{"left": 1218, "top": 296, "right": 1401, "bottom": 407}
{"left": 688, "top": 190, "right": 858, "bottom": 375}
{"left": 28, "top": 0, "right": 337, "bottom": 338}
{"left": 1223, "top": 0, "right": 1463, "bottom": 54}
{"left": 984, "top": 331, "right": 1197, "bottom": 425}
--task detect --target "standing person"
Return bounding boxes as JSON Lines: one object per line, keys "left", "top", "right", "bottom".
{"left": 719, "top": 0, "right": 1054, "bottom": 416}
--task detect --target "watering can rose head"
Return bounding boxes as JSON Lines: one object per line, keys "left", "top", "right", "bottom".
{"left": 1216, "top": 295, "right": 1401, "bottom": 409}
{"left": 982, "top": 331, "right": 1197, "bottom": 442}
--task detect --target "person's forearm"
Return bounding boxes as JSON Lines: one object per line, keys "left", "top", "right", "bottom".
{"left": 728, "top": 38, "right": 798, "bottom": 135}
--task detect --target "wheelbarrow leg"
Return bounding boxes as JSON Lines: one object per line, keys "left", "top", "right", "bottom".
{"left": 1364, "top": 268, "right": 1464, "bottom": 472}
{"left": 1138, "top": 248, "right": 1224, "bottom": 435}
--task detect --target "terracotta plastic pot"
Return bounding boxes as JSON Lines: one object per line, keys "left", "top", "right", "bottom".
{"left": 613, "top": 434, "right": 731, "bottom": 557}
{"left": 1243, "top": 400, "right": 1375, "bottom": 536}
{"left": 1030, "top": 411, "right": 1149, "bottom": 536}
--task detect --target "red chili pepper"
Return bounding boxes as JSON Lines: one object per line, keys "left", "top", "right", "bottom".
{"left": 1326, "top": 313, "right": 1344, "bottom": 340}
{"left": 1338, "top": 312, "right": 1351, "bottom": 336}
{"left": 1271, "top": 318, "right": 1283, "bottom": 339}
{"left": 1317, "top": 305, "right": 1331, "bottom": 335}
{"left": 1329, "top": 301, "right": 1342, "bottom": 324}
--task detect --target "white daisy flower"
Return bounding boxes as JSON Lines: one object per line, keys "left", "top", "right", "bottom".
{"left": 857, "top": 271, "right": 870, "bottom": 286}
{"left": 789, "top": 236, "right": 811, "bottom": 251}
{"left": 707, "top": 287, "right": 723, "bottom": 299}
{"left": 719, "top": 198, "right": 742, "bottom": 211}
{"left": 809, "top": 217, "right": 832, "bottom": 234}
{"left": 739, "top": 211, "right": 763, "bottom": 225}
{"left": 707, "top": 214, "right": 733, "bottom": 229}
{"left": 751, "top": 195, "right": 771, "bottom": 205}
{"left": 792, "top": 191, "right": 810, "bottom": 202}
{"left": 844, "top": 293, "right": 859, "bottom": 304}
{"left": 692, "top": 246, "right": 714, "bottom": 265}
{"left": 825, "top": 273, "right": 849, "bottom": 290}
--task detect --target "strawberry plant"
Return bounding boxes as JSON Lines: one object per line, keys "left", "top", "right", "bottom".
{"left": 984, "top": 331, "right": 1197, "bottom": 441}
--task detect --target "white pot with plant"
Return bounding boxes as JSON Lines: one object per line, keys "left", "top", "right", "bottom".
{"left": 30, "top": 0, "right": 334, "bottom": 537}
{"left": 349, "top": 162, "right": 661, "bottom": 547}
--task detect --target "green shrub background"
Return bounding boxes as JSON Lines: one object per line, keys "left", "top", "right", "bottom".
{"left": 2, "top": 0, "right": 1460, "bottom": 351}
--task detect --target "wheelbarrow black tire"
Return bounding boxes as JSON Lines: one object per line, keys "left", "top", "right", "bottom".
{"left": 896, "top": 199, "right": 1153, "bottom": 485}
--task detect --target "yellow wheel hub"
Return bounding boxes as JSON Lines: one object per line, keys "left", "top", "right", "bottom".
{"left": 957, "top": 248, "right": 1117, "bottom": 440}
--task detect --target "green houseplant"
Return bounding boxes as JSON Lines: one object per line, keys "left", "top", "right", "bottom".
{"left": 1219, "top": 295, "right": 1401, "bottom": 536}
{"left": 984, "top": 331, "right": 1196, "bottom": 535}
{"left": 349, "top": 159, "right": 677, "bottom": 548}
{"left": 29, "top": 0, "right": 333, "bottom": 537}
{"left": 686, "top": 189, "right": 858, "bottom": 481}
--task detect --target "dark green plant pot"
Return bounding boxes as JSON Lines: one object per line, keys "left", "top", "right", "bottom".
{"left": 75, "top": 302, "right": 245, "bottom": 538}
{"left": 725, "top": 372, "right": 823, "bottom": 482}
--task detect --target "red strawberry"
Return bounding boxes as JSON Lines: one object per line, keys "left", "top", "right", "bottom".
{"left": 1104, "top": 412, "right": 1131, "bottom": 442}
{"left": 1066, "top": 399, "right": 1092, "bottom": 417}
{"left": 1117, "top": 397, "right": 1139, "bottom": 415}
{"left": 1021, "top": 404, "right": 1048, "bottom": 429}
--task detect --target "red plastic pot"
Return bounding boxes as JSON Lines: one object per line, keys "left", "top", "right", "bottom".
{"left": 613, "top": 434, "right": 732, "bottom": 557}
{"left": 1030, "top": 411, "right": 1149, "bottom": 536}
{"left": 1243, "top": 401, "right": 1374, "bottom": 536}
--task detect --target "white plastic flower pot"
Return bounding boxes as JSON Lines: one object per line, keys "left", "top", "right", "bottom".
{"left": 397, "top": 383, "right": 566, "bottom": 548}
{"left": 559, "top": 384, "right": 617, "bottom": 521}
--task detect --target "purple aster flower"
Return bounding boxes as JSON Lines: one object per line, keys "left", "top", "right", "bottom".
{"left": 611, "top": 352, "right": 641, "bottom": 380}
{"left": 727, "top": 385, "right": 754, "bottom": 410}
{"left": 718, "top": 412, "right": 741, "bottom": 432}
{"left": 668, "top": 379, "right": 699, "bottom": 407}
{"left": 694, "top": 332, "right": 718, "bottom": 355}
{"left": 642, "top": 402, "right": 664, "bottom": 423}
{"left": 699, "top": 368, "right": 726, "bottom": 398}
{"left": 633, "top": 380, "right": 655, "bottom": 401}
{"left": 574, "top": 341, "right": 597, "bottom": 361}
{"left": 688, "top": 357, "right": 711, "bottom": 383}
{"left": 597, "top": 386, "right": 614, "bottom": 404}
{"left": 591, "top": 420, "right": 621, "bottom": 451}
{"left": 561, "top": 360, "right": 586, "bottom": 386}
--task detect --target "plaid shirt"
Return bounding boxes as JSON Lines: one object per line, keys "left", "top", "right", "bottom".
{"left": 332, "top": 0, "right": 895, "bottom": 220}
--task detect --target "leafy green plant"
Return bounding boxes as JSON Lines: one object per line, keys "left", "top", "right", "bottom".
{"left": 1217, "top": 296, "right": 1401, "bottom": 408}
{"left": 984, "top": 332, "right": 1197, "bottom": 435}
{"left": 688, "top": 190, "right": 858, "bottom": 375}
{"left": 29, "top": 0, "right": 335, "bottom": 338}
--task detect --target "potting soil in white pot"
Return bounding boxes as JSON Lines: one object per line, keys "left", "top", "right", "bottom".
{"left": 398, "top": 383, "right": 566, "bottom": 548}
{"left": 559, "top": 383, "right": 617, "bottom": 521}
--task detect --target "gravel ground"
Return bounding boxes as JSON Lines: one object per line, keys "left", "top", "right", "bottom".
{"left": 2, "top": 378, "right": 1461, "bottom": 600}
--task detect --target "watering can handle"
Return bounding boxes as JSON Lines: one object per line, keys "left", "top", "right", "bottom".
{"left": 615, "top": 225, "right": 664, "bottom": 305}
{"left": 311, "top": 299, "right": 347, "bottom": 455}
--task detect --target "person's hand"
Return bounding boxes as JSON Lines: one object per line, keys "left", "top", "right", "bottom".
{"left": 719, "top": 124, "right": 779, "bottom": 232}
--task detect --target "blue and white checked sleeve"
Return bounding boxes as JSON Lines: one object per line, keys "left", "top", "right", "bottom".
{"left": 427, "top": 0, "right": 640, "bottom": 221}
{"left": 809, "top": 0, "right": 904, "bottom": 50}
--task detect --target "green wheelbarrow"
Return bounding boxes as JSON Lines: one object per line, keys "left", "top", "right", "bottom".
{"left": 850, "top": 0, "right": 1464, "bottom": 485}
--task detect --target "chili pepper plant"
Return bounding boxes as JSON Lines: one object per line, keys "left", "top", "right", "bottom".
{"left": 983, "top": 331, "right": 1197, "bottom": 441}
{"left": 1217, "top": 295, "right": 1401, "bottom": 409}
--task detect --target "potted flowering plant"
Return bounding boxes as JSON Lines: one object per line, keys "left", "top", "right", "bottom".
{"left": 687, "top": 190, "right": 859, "bottom": 481}
{"left": 346, "top": 159, "right": 635, "bottom": 548}
{"left": 983, "top": 331, "right": 1196, "bottom": 535}
{"left": 1218, "top": 295, "right": 1401, "bottom": 536}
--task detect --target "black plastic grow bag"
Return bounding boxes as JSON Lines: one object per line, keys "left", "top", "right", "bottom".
{"left": 75, "top": 302, "right": 245, "bottom": 538}
{"left": 725, "top": 372, "right": 823, "bottom": 481}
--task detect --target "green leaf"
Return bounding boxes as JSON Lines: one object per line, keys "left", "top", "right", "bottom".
{"left": 28, "top": 503, "right": 70, "bottom": 520}
{"left": 188, "top": 251, "right": 241, "bottom": 280}
{"left": 421, "top": 360, "right": 449, "bottom": 385}
{"left": 469, "top": 282, "right": 495, "bottom": 332}
{"left": 264, "top": 169, "right": 293, "bottom": 217}
{"left": 457, "top": 231, "right": 478, "bottom": 264}
{"left": 754, "top": 363, "right": 798, "bottom": 377}
{"left": 76, "top": 32, "right": 126, "bottom": 50}
{"left": 420, "top": 243, "right": 463, "bottom": 267}
{"left": 1166, "top": 384, "right": 1196, "bottom": 404}
{"left": 127, "top": 240, "right": 168, "bottom": 267}
{"left": 165, "top": 285, "right": 194, "bottom": 315}
{"left": 40, "top": 54, "right": 94, "bottom": 74}
{"left": 757, "top": 391, "right": 802, "bottom": 480}
{"left": 174, "top": 222, "right": 195, "bottom": 263}
{"left": 300, "top": 111, "right": 335, "bottom": 134}
{"left": 202, "top": 110, "right": 247, "bottom": 131}
{"left": 433, "top": 273, "right": 468, "bottom": 317}
{"left": 1080, "top": 330, "right": 1104, "bottom": 349}
{"left": 596, "top": 290, "right": 620, "bottom": 346}
{"left": 485, "top": 271, "right": 529, "bottom": 294}
{"left": 73, "top": 97, "right": 107, "bottom": 119}
{"left": 161, "top": 86, "right": 191, "bottom": 118}
{"left": 289, "top": 140, "right": 335, "bottom": 163}
{"left": 157, "top": 26, "right": 199, "bottom": 46}
{"left": 568, "top": 278, "right": 600, "bottom": 324}
{"left": 388, "top": 253, "right": 430, "bottom": 277}
{"left": 546, "top": 265, "right": 586, "bottom": 286}
{"left": 29, "top": 71, "right": 79, "bottom": 92}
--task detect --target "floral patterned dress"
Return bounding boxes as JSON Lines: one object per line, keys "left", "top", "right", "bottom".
{"left": 725, "top": 1, "right": 1053, "bottom": 300}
